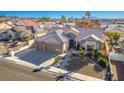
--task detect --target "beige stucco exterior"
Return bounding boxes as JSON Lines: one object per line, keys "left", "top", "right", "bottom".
{"left": 35, "top": 41, "right": 69, "bottom": 53}
{"left": 79, "top": 39, "right": 103, "bottom": 50}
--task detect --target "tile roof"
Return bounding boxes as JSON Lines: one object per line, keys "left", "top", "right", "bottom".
{"left": 105, "top": 27, "right": 124, "bottom": 34}
{"left": 16, "top": 19, "right": 39, "bottom": 27}
{"left": 75, "top": 28, "right": 104, "bottom": 41}
{"left": 82, "top": 34, "right": 104, "bottom": 43}
{"left": 36, "top": 30, "right": 68, "bottom": 44}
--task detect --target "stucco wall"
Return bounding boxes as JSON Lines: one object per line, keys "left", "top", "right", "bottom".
{"left": 79, "top": 40, "right": 103, "bottom": 49}
{"left": 35, "top": 41, "right": 69, "bottom": 53}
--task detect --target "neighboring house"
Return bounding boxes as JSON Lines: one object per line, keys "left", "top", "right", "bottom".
{"left": 15, "top": 19, "right": 46, "bottom": 38}
{"left": 0, "top": 22, "right": 12, "bottom": 30}
{"left": 33, "top": 27, "right": 46, "bottom": 38}
{"left": 35, "top": 30, "right": 69, "bottom": 53}
{"left": 0, "top": 29, "right": 8, "bottom": 41}
{"left": 0, "top": 22, "right": 14, "bottom": 41}
{"left": 105, "top": 26, "right": 124, "bottom": 41}
{"left": 15, "top": 19, "right": 39, "bottom": 27}
{"left": 0, "top": 29, "right": 17, "bottom": 41}
{"left": 12, "top": 26, "right": 32, "bottom": 39}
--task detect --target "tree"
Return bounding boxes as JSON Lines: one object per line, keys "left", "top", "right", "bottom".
{"left": 105, "top": 31, "right": 121, "bottom": 47}
{"left": 113, "top": 32, "right": 121, "bottom": 45}
{"left": 85, "top": 11, "right": 91, "bottom": 18}
{"left": 97, "top": 57, "right": 109, "bottom": 69}
{"left": 79, "top": 49, "right": 86, "bottom": 61}
{"left": 60, "top": 15, "right": 66, "bottom": 25}
{"left": 39, "top": 17, "right": 51, "bottom": 22}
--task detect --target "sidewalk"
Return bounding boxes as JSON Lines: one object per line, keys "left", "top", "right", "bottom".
{"left": 44, "top": 66, "right": 104, "bottom": 81}
{"left": 4, "top": 56, "right": 37, "bottom": 69}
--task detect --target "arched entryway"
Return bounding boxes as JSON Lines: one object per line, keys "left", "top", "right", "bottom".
{"left": 65, "top": 33, "right": 77, "bottom": 49}
{"left": 69, "top": 39, "right": 76, "bottom": 48}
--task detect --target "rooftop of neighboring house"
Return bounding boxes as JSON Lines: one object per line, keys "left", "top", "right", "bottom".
{"left": 39, "top": 22, "right": 58, "bottom": 28}
{"left": 105, "top": 26, "right": 124, "bottom": 34}
{"left": 15, "top": 19, "right": 39, "bottom": 27}
{"left": 0, "top": 21, "right": 12, "bottom": 30}
{"left": 0, "top": 29, "right": 7, "bottom": 34}
{"left": 12, "top": 26, "right": 27, "bottom": 32}
{"left": 11, "top": 26, "right": 32, "bottom": 35}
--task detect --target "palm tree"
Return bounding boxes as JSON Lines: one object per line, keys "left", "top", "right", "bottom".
{"left": 85, "top": 11, "right": 91, "bottom": 19}
{"left": 113, "top": 32, "right": 121, "bottom": 46}
{"left": 60, "top": 15, "right": 66, "bottom": 26}
{"left": 105, "top": 31, "right": 121, "bottom": 49}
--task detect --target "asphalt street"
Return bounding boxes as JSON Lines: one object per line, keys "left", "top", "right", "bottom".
{"left": 0, "top": 60, "right": 57, "bottom": 81}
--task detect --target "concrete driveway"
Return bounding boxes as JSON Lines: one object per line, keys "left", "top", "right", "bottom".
{"left": 15, "top": 48, "right": 57, "bottom": 66}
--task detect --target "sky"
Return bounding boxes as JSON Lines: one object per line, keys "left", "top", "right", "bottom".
{"left": 0, "top": 11, "right": 124, "bottom": 19}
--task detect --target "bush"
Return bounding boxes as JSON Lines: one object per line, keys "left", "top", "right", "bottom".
{"left": 24, "top": 36, "right": 31, "bottom": 41}
{"left": 55, "top": 56, "right": 61, "bottom": 62}
{"left": 95, "top": 50, "right": 104, "bottom": 58}
{"left": 97, "top": 57, "right": 109, "bottom": 69}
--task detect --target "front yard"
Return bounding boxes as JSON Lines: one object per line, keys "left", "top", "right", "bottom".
{"left": 65, "top": 57, "right": 104, "bottom": 79}
{"left": 53, "top": 48, "right": 108, "bottom": 79}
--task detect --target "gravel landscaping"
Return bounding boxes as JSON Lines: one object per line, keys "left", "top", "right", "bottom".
{"left": 64, "top": 57, "right": 104, "bottom": 79}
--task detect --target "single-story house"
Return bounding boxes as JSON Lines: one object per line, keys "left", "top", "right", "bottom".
{"left": 0, "top": 22, "right": 15, "bottom": 41}
{"left": 0, "top": 28, "right": 17, "bottom": 41}
{"left": 35, "top": 27, "right": 104, "bottom": 52}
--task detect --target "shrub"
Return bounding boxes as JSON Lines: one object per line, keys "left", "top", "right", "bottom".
{"left": 79, "top": 49, "right": 86, "bottom": 57}
{"left": 97, "top": 57, "right": 109, "bottom": 69}
{"left": 79, "top": 49, "right": 86, "bottom": 62}
{"left": 55, "top": 56, "right": 61, "bottom": 62}
{"left": 24, "top": 36, "right": 31, "bottom": 41}
{"left": 95, "top": 50, "right": 104, "bottom": 58}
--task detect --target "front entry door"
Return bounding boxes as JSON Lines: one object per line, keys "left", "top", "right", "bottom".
{"left": 69, "top": 39, "right": 76, "bottom": 48}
